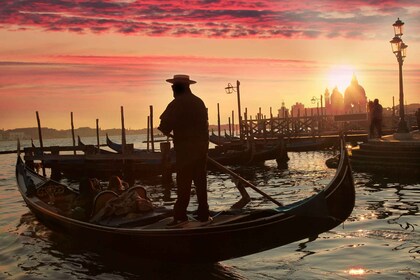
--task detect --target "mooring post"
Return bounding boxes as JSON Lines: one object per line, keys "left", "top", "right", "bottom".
{"left": 50, "top": 146, "right": 61, "bottom": 181}
{"left": 160, "top": 141, "right": 173, "bottom": 190}
{"left": 96, "top": 119, "right": 100, "bottom": 152}
{"left": 244, "top": 108, "right": 248, "bottom": 141}
{"left": 276, "top": 135, "right": 288, "bottom": 169}
{"left": 36, "top": 111, "right": 46, "bottom": 176}
{"left": 146, "top": 116, "right": 150, "bottom": 151}
{"left": 228, "top": 117, "right": 232, "bottom": 137}
{"left": 231, "top": 110, "right": 235, "bottom": 137}
{"left": 121, "top": 106, "right": 126, "bottom": 154}
{"left": 217, "top": 103, "right": 221, "bottom": 138}
{"left": 71, "top": 112, "right": 76, "bottom": 155}
{"left": 150, "top": 105, "right": 155, "bottom": 152}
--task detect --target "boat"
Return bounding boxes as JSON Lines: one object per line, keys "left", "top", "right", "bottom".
{"left": 209, "top": 131, "right": 240, "bottom": 146}
{"left": 26, "top": 138, "right": 169, "bottom": 180}
{"left": 106, "top": 134, "right": 157, "bottom": 155}
{"left": 77, "top": 136, "right": 116, "bottom": 155}
{"left": 16, "top": 137, "right": 355, "bottom": 262}
{"left": 108, "top": 134, "right": 285, "bottom": 167}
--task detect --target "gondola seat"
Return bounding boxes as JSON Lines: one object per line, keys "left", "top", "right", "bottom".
{"left": 127, "top": 186, "right": 150, "bottom": 201}
{"left": 90, "top": 190, "right": 118, "bottom": 217}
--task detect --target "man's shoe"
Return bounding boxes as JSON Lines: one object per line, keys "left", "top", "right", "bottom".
{"left": 166, "top": 219, "right": 188, "bottom": 228}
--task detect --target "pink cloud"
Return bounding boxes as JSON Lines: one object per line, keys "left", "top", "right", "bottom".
{"left": 1, "top": 0, "right": 419, "bottom": 39}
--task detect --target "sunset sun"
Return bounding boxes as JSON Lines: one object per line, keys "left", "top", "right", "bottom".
{"left": 327, "top": 65, "right": 356, "bottom": 93}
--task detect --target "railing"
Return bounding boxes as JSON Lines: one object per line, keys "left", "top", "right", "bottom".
{"left": 239, "top": 114, "right": 417, "bottom": 139}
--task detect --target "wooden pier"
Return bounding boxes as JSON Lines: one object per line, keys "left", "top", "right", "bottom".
{"left": 23, "top": 142, "right": 173, "bottom": 182}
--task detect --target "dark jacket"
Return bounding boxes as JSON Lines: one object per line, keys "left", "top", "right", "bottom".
{"left": 372, "top": 103, "right": 383, "bottom": 120}
{"left": 159, "top": 91, "right": 209, "bottom": 148}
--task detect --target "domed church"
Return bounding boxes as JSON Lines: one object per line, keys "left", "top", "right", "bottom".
{"left": 344, "top": 74, "right": 367, "bottom": 113}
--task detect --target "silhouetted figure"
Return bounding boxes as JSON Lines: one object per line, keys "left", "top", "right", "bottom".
{"left": 158, "top": 74, "right": 210, "bottom": 227}
{"left": 367, "top": 100, "right": 374, "bottom": 138}
{"left": 369, "top": 99, "right": 383, "bottom": 138}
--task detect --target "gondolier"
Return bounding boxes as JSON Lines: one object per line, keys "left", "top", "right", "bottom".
{"left": 158, "top": 74, "right": 211, "bottom": 227}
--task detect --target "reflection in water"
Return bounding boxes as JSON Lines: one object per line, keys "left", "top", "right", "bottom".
{"left": 14, "top": 211, "right": 247, "bottom": 280}
{"left": 296, "top": 238, "right": 317, "bottom": 260}
{"left": 359, "top": 173, "right": 420, "bottom": 225}
{"left": 3, "top": 147, "right": 420, "bottom": 279}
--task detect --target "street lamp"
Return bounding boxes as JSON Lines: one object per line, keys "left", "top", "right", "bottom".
{"left": 311, "top": 95, "right": 323, "bottom": 114}
{"left": 311, "top": 96, "right": 319, "bottom": 106}
{"left": 225, "top": 80, "right": 243, "bottom": 139}
{"left": 390, "top": 18, "right": 409, "bottom": 134}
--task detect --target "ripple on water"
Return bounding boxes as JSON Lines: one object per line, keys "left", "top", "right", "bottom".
{"left": 1, "top": 142, "right": 419, "bottom": 279}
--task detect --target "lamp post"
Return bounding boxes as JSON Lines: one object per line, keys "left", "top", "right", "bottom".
{"left": 390, "top": 18, "right": 409, "bottom": 133}
{"left": 311, "top": 96, "right": 319, "bottom": 106}
{"left": 311, "top": 96, "right": 320, "bottom": 113}
{"left": 225, "top": 80, "right": 243, "bottom": 139}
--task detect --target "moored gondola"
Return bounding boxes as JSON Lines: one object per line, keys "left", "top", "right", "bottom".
{"left": 16, "top": 138, "right": 355, "bottom": 262}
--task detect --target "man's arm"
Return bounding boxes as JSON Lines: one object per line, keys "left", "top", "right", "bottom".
{"left": 158, "top": 103, "right": 175, "bottom": 136}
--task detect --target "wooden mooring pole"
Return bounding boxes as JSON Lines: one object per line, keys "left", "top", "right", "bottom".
{"left": 96, "top": 119, "right": 100, "bottom": 151}
{"left": 217, "top": 103, "right": 221, "bottom": 138}
{"left": 146, "top": 116, "right": 150, "bottom": 151}
{"left": 35, "top": 111, "right": 46, "bottom": 176}
{"left": 231, "top": 110, "right": 235, "bottom": 137}
{"left": 70, "top": 112, "right": 76, "bottom": 155}
{"left": 150, "top": 105, "right": 155, "bottom": 152}
{"left": 121, "top": 106, "right": 126, "bottom": 154}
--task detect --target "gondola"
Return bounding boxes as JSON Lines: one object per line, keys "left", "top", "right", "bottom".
{"left": 77, "top": 136, "right": 116, "bottom": 155}
{"left": 107, "top": 134, "right": 283, "bottom": 166}
{"left": 209, "top": 131, "right": 240, "bottom": 146}
{"left": 106, "top": 134, "right": 161, "bottom": 156}
{"left": 16, "top": 138, "right": 355, "bottom": 262}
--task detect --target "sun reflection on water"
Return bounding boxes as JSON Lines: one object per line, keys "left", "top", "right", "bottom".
{"left": 347, "top": 267, "right": 366, "bottom": 276}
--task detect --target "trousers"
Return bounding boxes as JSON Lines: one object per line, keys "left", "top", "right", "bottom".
{"left": 173, "top": 141, "right": 209, "bottom": 221}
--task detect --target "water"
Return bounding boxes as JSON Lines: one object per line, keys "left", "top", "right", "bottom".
{"left": 1, "top": 136, "right": 419, "bottom": 279}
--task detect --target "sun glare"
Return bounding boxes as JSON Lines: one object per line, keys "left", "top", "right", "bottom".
{"left": 327, "top": 65, "right": 356, "bottom": 93}
{"left": 348, "top": 268, "right": 366, "bottom": 276}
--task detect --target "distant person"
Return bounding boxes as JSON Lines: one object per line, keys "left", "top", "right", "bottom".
{"left": 370, "top": 99, "right": 383, "bottom": 138}
{"left": 158, "top": 74, "right": 211, "bottom": 227}
{"left": 367, "top": 100, "right": 374, "bottom": 138}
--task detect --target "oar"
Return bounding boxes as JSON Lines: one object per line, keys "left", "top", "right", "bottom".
{"left": 164, "top": 133, "right": 283, "bottom": 206}
{"left": 206, "top": 156, "right": 283, "bottom": 207}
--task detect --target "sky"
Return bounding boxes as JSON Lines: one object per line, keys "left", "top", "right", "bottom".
{"left": 1, "top": 0, "right": 420, "bottom": 130}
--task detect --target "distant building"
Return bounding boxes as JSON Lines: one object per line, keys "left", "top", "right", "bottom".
{"left": 291, "top": 102, "right": 305, "bottom": 117}
{"left": 344, "top": 74, "right": 367, "bottom": 114}
{"left": 275, "top": 74, "right": 368, "bottom": 118}
{"left": 324, "top": 74, "right": 367, "bottom": 115}
{"left": 329, "top": 86, "right": 345, "bottom": 115}
{"left": 278, "top": 101, "right": 288, "bottom": 118}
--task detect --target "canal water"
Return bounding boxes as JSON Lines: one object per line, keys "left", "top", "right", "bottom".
{"left": 0, "top": 135, "right": 419, "bottom": 279}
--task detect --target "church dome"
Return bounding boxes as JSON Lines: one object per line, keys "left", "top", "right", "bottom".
{"left": 344, "top": 74, "right": 367, "bottom": 113}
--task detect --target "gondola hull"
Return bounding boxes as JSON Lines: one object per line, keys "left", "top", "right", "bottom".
{"left": 16, "top": 139, "right": 354, "bottom": 262}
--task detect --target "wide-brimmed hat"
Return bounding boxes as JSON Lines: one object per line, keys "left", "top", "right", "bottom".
{"left": 166, "top": 74, "right": 196, "bottom": 84}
